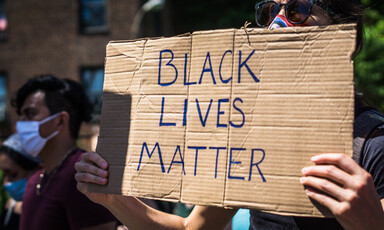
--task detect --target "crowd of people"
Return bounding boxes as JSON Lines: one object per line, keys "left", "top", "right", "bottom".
{"left": 0, "top": 0, "right": 383, "bottom": 229}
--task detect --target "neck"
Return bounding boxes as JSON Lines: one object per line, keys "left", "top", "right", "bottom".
{"left": 40, "top": 137, "right": 77, "bottom": 174}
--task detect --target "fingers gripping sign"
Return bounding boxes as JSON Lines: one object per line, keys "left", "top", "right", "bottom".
{"left": 300, "top": 153, "right": 384, "bottom": 230}
{"left": 75, "top": 151, "right": 112, "bottom": 205}
{"left": 75, "top": 152, "right": 108, "bottom": 184}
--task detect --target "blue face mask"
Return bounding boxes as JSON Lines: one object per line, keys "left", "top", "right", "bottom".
{"left": 4, "top": 178, "right": 27, "bottom": 201}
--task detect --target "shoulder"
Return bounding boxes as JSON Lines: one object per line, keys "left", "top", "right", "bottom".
{"left": 363, "top": 125, "right": 384, "bottom": 161}
{"left": 361, "top": 125, "right": 384, "bottom": 190}
{"left": 66, "top": 148, "right": 87, "bottom": 165}
{"left": 58, "top": 148, "right": 86, "bottom": 178}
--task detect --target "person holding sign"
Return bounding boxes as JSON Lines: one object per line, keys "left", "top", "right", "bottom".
{"left": 75, "top": 0, "right": 384, "bottom": 229}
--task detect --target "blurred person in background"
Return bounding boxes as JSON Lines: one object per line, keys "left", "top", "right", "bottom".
{"left": 12, "top": 75, "right": 118, "bottom": 230}
{"left": 0, "top": 133, "right": 41, "bottom": 230}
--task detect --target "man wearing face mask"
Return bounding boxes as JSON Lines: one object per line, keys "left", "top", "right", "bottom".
{"left": 74, "top": 0, "right": 384, "bottom": 229}
{"left": 11, "top": 75, "right": 118, "bottom": 230}
{"left": 0, "top": 133, "right": 41, "bottom": 230}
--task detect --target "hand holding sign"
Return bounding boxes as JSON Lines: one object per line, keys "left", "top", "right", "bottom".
{"left": 300, "top": 153, "right": 384, "bottom": 230}
{"left": 75, "top": 151, "right": 110, "bottom": 205}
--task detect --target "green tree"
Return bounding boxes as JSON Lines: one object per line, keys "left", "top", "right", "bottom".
{"left": 354, "top": 0, "right": 384, "bottom": 112}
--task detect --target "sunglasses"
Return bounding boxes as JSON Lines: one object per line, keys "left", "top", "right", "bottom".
{"left": 255, "top": 0, "right": 334, "bottom": 27}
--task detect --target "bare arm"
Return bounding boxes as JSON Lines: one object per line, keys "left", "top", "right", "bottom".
{"left": 300, "top": 153, "right": 384, "bottom": 230}
{"left": 104, "top": 195, "right": 236, "bottom": 230}
{"left": 75, "top": 152, "right": 236, "bottom": 230}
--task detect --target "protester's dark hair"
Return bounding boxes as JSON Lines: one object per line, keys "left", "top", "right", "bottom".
{"left": 0, "top": 146, "right": 40, "bottom": 171}
{"left": 322, "top": 0, "right": 364, "bottom": 55}
{"left": 12, "top": 75, "right": 93, "bottom": 139}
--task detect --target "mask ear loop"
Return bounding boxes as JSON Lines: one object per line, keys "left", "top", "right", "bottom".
{"left": 38, "top": 112, "right": 62, "bottom": 125}
{"left": 45, "top": 130, "right": 60, "bottom": 140}
{"left": 39, "top": 112, "right": 62, "bottom": 140}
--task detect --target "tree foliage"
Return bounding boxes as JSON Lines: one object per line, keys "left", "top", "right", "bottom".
{"left": 354, "top": 0, "right": 384, "bottom": 112}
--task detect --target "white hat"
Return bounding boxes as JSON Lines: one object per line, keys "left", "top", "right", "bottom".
{"left": 2, "top": 133, "right": 41, "bottom": 164}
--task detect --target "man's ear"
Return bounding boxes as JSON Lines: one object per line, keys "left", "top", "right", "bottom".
{"left": 57, "top": 111, "right": 70, "bottom": 131}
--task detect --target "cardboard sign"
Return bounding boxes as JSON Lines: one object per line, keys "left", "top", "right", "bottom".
{"left": 93, "top": 24, "right": 356, "bottom": 217}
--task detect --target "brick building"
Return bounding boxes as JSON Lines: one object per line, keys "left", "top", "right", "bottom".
{"left": 0, "top": 0, "right": 172, "bottom": 150}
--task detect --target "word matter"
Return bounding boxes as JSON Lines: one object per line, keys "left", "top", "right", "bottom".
{"left": 137, "top": 142, "right": 266, "bottom": 182}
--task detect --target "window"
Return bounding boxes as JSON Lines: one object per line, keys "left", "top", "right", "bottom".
{"left": 79, "top": 0, "right": 108, "bottom": 34}
{"left": 81, "top": 67, "right": 104, "bottom": 121}
{"left": 0, "top": 0, "right": 7, "bottom": 40}
{"left": 0, "top": 74, "right": 7, "bottom": 123}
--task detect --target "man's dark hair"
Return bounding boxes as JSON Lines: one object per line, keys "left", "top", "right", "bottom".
{"left": 12, "top": 75, "right": 94, "bottom": 139}
{"left": 0, "top": 146, "right": 40, "bottom": 171}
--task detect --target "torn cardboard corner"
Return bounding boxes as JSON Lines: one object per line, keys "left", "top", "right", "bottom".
{"left": 92, "top": 24, "right": 356, "bottom": 217}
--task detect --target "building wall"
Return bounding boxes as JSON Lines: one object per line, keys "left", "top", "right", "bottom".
{"left": 0, "top": 0, "right": 141, "bottom": 149}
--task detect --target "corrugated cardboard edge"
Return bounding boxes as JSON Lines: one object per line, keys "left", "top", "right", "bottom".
{"left": 89, "top": 23, "right": 356, "bottom": 218}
